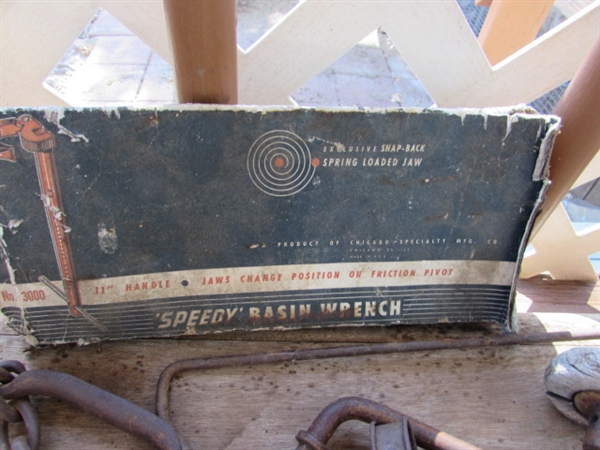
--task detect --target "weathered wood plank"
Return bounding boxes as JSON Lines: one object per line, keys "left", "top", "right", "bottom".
{"left": 516, "top": 278, "right": 600, "bottom": 316}
{"left": 1, "top": 311, "right": 598, "bottom": 449}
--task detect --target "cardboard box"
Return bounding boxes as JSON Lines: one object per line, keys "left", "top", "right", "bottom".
{"left": 0, "top": 106, "right": 558, "bottom": 344}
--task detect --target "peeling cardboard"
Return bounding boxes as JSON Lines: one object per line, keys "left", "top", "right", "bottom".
{"left": 0, "top": 106, "right": 558, "bottom": 345}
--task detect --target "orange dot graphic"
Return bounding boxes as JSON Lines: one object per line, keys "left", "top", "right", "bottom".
{"left": 274, "top": 157, "right": 285, "bottom": 168}
{"left": 311, "top": 158, "right": 320, "bottom": 167}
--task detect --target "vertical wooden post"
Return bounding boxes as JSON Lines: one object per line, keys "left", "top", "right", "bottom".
{"left": 478, "top": 0, "right": 554, "bottom": 66}
{"left": 163, "top": 0, "right": 238, "bottom": 104}
{"left": 531, "top": 37, "right": 600, "bottom": 238}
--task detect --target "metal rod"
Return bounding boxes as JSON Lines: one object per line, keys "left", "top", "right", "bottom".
{"left": 11, "top": 399, "right": 40, "bottom": 450}
{"left": 295, "top": 396, "right": 481, "bottom": 450}
{"left": 156, "top": 328, "right": 600, "bottom": 420}
{"left": 0, "top": 369, "right": 182, "bottom": 450}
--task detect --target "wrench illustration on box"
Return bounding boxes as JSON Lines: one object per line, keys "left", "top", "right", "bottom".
{"left": 0, "top": 114, "right": 82, "bottom": 317}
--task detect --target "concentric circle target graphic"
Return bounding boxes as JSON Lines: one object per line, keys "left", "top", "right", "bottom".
{"left": 247, "top": 130, "right": 316, "bottom": 197}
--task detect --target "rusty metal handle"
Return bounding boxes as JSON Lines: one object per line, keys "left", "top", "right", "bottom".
{"left": 583, "top": 407, "right": 600, "bottom": 450}
{"left": 0, "top": 368, "right": 182, "bottom": 450}
{"left": 295, "top": 397, "right": 481, "bottom": 450}
{"left": 574, "top": 391, "right": 600, "bottom": 450}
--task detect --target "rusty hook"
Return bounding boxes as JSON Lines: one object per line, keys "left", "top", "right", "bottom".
{"left": 0, "top": 361, "right": 39, "bottom": 450}
{"left": 0, "top": 366, "right": 182, "bottom": 450}
{"left": 295, "top": 397, "right": 481, "bottom": 450}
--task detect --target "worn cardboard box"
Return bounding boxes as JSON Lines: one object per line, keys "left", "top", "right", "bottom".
{"left": 0, "top": 106, "right": 558, "bottom": 344}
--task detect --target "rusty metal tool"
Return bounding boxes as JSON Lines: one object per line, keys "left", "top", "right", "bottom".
{"left": 0, "top": 361, "right": 182, "bottom": 450}
{"left": 371, "top": 418, "right": 418, "bottom": 450}
{"left": 545, "top": 347, "right": 600, "bottom": 450}
{"left": 0, "top": 362, "right": 478, "bottom": 450}
{"left": 156, "top": 328, "right": 600, "bottom": 420}
{"left": 0, "top": 360, "right": 40, "bottom": 450}
{"left": 295, "top": 396, "right": 480, "bottom": 450}
{"left": 4, "top": 335, "right": 600, "bottom": 450}
{"left": 0, "top": 115, "right": 81, "bottom": 316}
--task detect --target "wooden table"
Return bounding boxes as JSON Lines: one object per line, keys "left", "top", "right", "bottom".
{"left": 1, "top": 279, "right": 599, "bottom": 450}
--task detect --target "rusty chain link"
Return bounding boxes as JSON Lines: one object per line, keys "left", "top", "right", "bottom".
{"left": 0, "top": 362, "right": 476, "bottom": 450}
{"left": 0, "top": 360, "right": 40, "bottom": 450}
{"left": 0, "top": 361, "right": 182, "bottom": 450}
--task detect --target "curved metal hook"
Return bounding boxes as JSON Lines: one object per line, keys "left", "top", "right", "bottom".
{"left": 0, "top": 367, "right": 182, "bottom": 450}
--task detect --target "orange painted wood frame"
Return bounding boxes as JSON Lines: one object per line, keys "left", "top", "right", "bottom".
{"left": 478, "top": 0, "right": 555, "bottom": 66}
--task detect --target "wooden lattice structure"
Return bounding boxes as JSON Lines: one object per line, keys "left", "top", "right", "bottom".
{"left": 1, "top": 0, "right": 598, "bottom": 280}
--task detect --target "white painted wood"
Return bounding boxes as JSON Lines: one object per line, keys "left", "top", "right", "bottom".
{"left": 239, "top": 0, "right": 490, "bottom": 105}
{"left": 239, "top": 0, "right": 383, "bottom": 105}
{"left": 0, "top": 1, "right": 174, "bottom": 106}
{"left": 521, "top": 205, "right": 599, "bottom": 281}
{"left": 99, "top": 1, "right": 172, "bottom": 66}
{"left": 0, "top": 1, "right": 100, "bottom": 106}
{"left": 3, "top": 0, "right": 596, "bottom": 109}
{"left": 1, "top": 0, "right": 597, "bottom": 280}
{"left": 444, "top": 2, "right": 600, "bottom": 107}
{"left": 555, "top": 0, "right": 599, "bottom": 18}
{"left": 380, "top": 1, "right": 490, "bottom": 108}
{"left": 238, "top": 0, "right": 598, "bottom": 108}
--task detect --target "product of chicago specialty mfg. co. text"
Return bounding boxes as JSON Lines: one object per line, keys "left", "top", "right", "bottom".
{"left": 0, "top": 105, "right": 558, "bottom": 345}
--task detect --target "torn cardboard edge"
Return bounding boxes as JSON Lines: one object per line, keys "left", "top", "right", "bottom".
{"left": 507, "top": 116, "right": 560, "bottom": 333}
{"left": 0, "top": 105, "right": 559, "bottom": 345}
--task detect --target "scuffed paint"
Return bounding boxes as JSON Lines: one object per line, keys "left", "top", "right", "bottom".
{"left": 98, "top": 223, "right": 118, "bottom": 254}
{"left": 102, "top": 107, "right": 121, "bottom": 119}
{"left": 534, "top": 118, "right": 561, "bottom": 181}
{"left": 44, "top": 107, "right": 89, "bottom": 143}
{"left": 308, "top": 136, "right": 346, "bottom": 152}
{"left": 0, "top": 226, "right": 37, "bottom": 345}
{"left": 7, "top": 219, "right": 23, "bottom": 234}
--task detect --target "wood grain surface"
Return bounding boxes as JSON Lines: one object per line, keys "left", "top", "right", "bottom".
{"left": 1, "top": 279, "right": 598, "bottom": 449}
